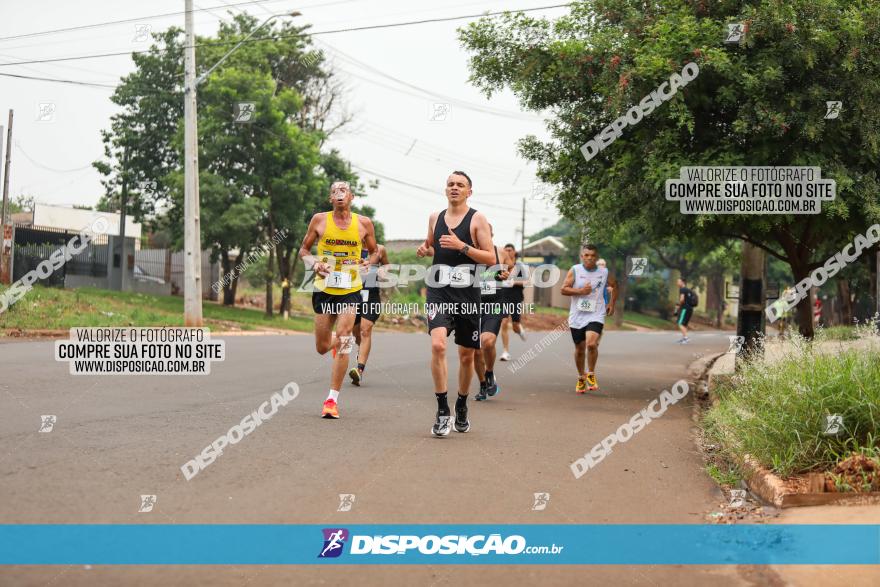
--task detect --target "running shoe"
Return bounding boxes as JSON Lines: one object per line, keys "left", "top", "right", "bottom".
{"left": 677, "top": 337, "right": 690, "bottom": 345}
{"left": 517, "top": 327, "right": 527, "bottom": 342}
{"left": 486, "top": 372, "right": 499, "bottom": 397}
{"left": 475, "top": 381, "right": 488, "bottom": 401}
{"left": 499, "top": 351, "right": 511, "bottom": 361}
{"left": 322, "top": 399, "right": 339, "bottom": 419}
{"left": 432, "top": 411, "right": 452, "bottom": 436}
{"left": 454, "top": 404, "right": 470, "bottom": 433}
{"left": 575, "top": 377, "right": 587, "bottom": 394}
{"left": 348, "top": 367, "right": 362, "bottom": 386}
{"left": 586, "top": 372, "right": 599, "bottom": 391}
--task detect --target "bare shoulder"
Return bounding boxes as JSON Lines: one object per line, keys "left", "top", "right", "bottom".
{"left": 358, "top": 214, "right": 374, "bottom": 228}
{"left": 471, "top": 210, "right": 490, "bottom": 227}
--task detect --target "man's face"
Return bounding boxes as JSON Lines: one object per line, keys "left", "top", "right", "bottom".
{"left": 445, "top": 174, "right": 471, "bottom": 204}
{"left": 505, "top": 246, "right": 516, "bottom": 260}
{"left": 677, "top": 279, "right": 685, "bottom": 288}
{"left": 329, "top": 182, "right": 353, "bottom": 209}
{"left": 581, "top": 248, "right": 597, "bottom": 268}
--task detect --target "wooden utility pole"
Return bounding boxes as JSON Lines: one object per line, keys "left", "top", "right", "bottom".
{"left": 0, "top": 110, "right": 13, "bottom": 285}
{"left": 520, "top": 197, "right": 525, "bottom": 253}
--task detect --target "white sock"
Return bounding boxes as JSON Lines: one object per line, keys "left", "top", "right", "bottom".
{"left": 327, "top": 390, "right": 339, "bottom": 402}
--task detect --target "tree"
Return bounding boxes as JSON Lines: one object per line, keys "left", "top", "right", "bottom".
{"left": 460, "top": 0, "right": 880, "bottom": 338}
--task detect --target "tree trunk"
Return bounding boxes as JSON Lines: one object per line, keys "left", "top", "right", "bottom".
{"left": 613, "top": 266, "right": 626, "bottom": 328}
{"left": 276, "top": 245, "right": 296, "bottom": 319}
{"left": 265, "top": 244, "right": 275, "bottom": 317}
{"left": 837, "top": 279, "right": 852, "bottom": 326}
{"left": 790, "top": 263, "right": 815, "bottom": 339}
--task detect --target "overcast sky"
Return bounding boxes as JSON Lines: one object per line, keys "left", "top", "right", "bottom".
{"left": 0, "top": 0, "right": 568, "bottom": 246}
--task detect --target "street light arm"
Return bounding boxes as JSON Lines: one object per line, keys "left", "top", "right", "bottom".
{"left": 194, "top": 13, "right": 292, "bottom": 86}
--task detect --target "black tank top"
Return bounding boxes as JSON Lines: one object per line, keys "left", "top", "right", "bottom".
{"left": 429, "top": 208, "right": 479, "bottom": 302}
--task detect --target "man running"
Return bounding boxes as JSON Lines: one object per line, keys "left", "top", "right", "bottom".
{"left": 674, "top": 277, "right": 696, "bottom": 344}
{"left": 417, "top": 171, "right": 496, "bottom": 436}
{"left": 498, "top": 243, "right": 527, "bottom": 361}
{"left": 299, "top": 181, "right": 377, "bottom": 418}
{"left": 349, "top": 243, "right": 389, "bottom": 386}
{"left": 473, "top": 226, "right": 511, "bottom": 401}
{"left": 561, "top": 244, "right": 617, "bottom": 393}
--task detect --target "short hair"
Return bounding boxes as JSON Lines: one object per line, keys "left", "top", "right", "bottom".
{"left": 582, "top": 244, "right": 598, "bottom": 253}
{"left": 504, "top": 243, "right": 516, "bottom": 249}
{"left": 679, "top": 277, "right": 687, "bottom": 284}
{"left": 330, "top": 180, "right": 351, "bottom": 191}
{"left": 450, "top": 170, "right": 472, "bottom": 188}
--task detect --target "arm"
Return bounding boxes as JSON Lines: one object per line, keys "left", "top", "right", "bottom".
{"left": 417, "top": 213, "right": 437, "bottom": 258}
{"left": 438, "top": 211, "right": 496, "bottom": 265}
{"left": 561, "top": 268, "right": 591, "bottom": 296}
{"left": 607, "top": 274, "right": 618, "bottom": 316}
{"left": 298, "top": 214, "right": 330, "bottom": 276}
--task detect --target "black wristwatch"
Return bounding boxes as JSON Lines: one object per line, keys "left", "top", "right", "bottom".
{"left": 461, "top": 244, "right": 470, "bottom": 255}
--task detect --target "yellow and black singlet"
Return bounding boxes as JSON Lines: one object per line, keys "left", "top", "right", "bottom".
{"left": 314, "top": 213, "right": 362, "bottom": 295}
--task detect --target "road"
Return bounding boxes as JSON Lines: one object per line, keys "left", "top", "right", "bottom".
{"left": 0, "top": 328, "right": 858, "bottom": 586}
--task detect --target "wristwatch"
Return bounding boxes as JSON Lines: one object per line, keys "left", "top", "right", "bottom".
{"left": 461, "top": 244, "right": 470, "bottom": 255}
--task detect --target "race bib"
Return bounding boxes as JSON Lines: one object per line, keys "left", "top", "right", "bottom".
{"left": 361, "top": 289, "right": 369, "bottom": 302}
{"left": 326, "top": 271, "right": 352, "bottom": 289}
{"left": 437, "top": 266, "right": 470, "bottom": 286}
{"left": 480, "top": 281, "right": 497, "bottom": 295}
{"left": 577, "top": 297, "right": 596, "bottom": 313}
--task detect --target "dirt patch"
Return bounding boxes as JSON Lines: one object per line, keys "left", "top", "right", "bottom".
{"left": 825, "top": 454, "right": 880, "bottom": 493}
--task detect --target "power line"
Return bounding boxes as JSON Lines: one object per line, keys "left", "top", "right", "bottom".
{"left": 0, "top": 71, "right": 116, "bottom": 88}
{"left": 0, "top": 0, "right": 293, "bottom": 43}
{"left": 0, "top": 3, "right": 572, "bottom": 67}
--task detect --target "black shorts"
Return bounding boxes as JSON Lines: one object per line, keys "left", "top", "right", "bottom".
{"left": 425, "top": 295, "right": 481, "bottom": 349}
{"left": 677, "top": 306, "right": 693, "bottom": 327}
{"left": 570, "top": 322, "right": 604, "bottom": 344}
{"left": 355, "top": 288, "right": 381, "bottom": 324}
{"left": 312, "top": 290, "right": 361, "bottom": 315}
{"left": 480, "top": 299, "right": 505, "bottom": 336}
{"left": 505, "top": 288, "right": 525, "bottom": 322}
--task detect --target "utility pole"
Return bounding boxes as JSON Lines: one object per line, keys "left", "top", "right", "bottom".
{"left": 736, "top": 242, "right": 766, "bottom": 362}
{"left": 114, "top": 146, "right": 129, "bottom": 291}
{"left": 1, "top": 110, "right": 11, "bottom": 225}
{"left": 183, "top": 0, "right": 203, "bottom": 326}
{"left": 520, "top": 197, "right": 525, "bottom": 253}
{"left": 1, "top": 110, "right": 12, "bottom": 285}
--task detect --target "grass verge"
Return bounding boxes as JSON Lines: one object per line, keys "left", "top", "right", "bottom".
{"left": 703, "top": 330, "right": 880, "bottom": 477}
{"left": 0, "top": 285, "right": 313, "bottom": 333}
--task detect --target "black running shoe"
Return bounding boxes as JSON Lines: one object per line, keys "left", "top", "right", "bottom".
{"left": 475, "top": 381, "right": 488, "bottom": 401}
{"left": 432, "top": 411, "right": 452, "bottom": 437}
{"left": 454, "top": 404, "right": 470, "bottom": 433}
{"left": 486, "top": 381, "right": 499, "bottom": 397}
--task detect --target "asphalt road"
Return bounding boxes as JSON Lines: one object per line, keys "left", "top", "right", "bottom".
{"left": 0, "top": 328, "right": 813, "bottom": 586}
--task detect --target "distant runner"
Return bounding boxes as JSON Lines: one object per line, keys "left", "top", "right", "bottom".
{"left": 674, "top": 277, "right": 697, "bottom": 344}
{"left": 498, "top": 243, "right": 527, "bottom": 361}
{"left": 474, "top": 226, "right": 511, "bottom": 401}
{"left": 561, "top": 244, "right": 617, "bottom": 393}
{"left": 349, "top": 244, "right": 390, "bottom": 386}
{"left": 417, "top": 171, "right": 495, "bottom": 436}
{"left": 299, "top": 181, "right": 377, "bottom": 418}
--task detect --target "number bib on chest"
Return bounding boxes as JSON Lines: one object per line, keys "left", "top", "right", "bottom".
{"left": 437, "top": 266, "right": 471, "bottom": 286}
{"left": 577, "top": 297, "right": 597, "bottom": 313}
{"left": 326, "top": 271, "right": 352, "bottom": 289}
{"left": 480, "top": 281, "right": 497, "bottom": 295}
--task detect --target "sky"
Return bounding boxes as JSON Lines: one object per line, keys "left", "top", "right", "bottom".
{"left": 0, "top": 0, "right": 569, "bottom": 246}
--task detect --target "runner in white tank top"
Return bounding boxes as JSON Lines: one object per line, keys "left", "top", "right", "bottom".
{"left": 561, "top": 244, "right": 618, "bottom": 393}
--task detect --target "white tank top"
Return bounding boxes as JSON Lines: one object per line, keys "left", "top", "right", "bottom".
{"left": 568, "top": 264, "right": 608, "bottom": 328}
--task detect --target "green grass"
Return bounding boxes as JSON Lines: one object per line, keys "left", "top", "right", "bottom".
{"left": 703, "top": 330, "right": 880, "bottom": 476}
{"left": 0, "top": 285, "right": 313, "bottom": 333}
{"left": 623, "top": 312, "right": 677, "bottom": 330}
{"left": 817, "top": 325, "right": 860, "bottom": 341}
{"left": 705, "top": 463, "right": 742, "bottom": 487}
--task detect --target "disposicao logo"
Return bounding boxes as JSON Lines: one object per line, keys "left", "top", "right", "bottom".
{"left": 318, "top": 528, "right": 349, "bottom": 558}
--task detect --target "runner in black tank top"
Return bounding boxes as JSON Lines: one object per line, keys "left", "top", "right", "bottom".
{"left": 474, "top": 230, "right": 509, "bottom": 401}
{"left": 417, "top": 171, "right": 497, "bottom": 437}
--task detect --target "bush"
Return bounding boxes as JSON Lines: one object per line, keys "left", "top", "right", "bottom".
{"left": 704, "top": 329, "right": 880, "bottom": 476}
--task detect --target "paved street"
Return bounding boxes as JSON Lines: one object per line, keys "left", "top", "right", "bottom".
{"left": 0, "top": 328, "right": 781, "bottom": 584}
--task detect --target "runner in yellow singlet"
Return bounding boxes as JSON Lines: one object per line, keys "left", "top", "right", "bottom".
{"left": 299, "top": 181, "right": 378, "bottom": 419}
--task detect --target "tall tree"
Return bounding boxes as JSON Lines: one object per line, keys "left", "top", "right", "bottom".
{"left": 461, "top": 0, "right": 880, "bottom": 338}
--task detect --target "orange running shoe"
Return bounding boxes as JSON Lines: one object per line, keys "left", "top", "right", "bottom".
{"left": 586, "top": 372, "right": 599, "bottom": 391}
{"left": 575, "top": 377, "right": 587, "bottom": 394}
{"left": 322, "top": 399, "right": 339, "bottom": 419}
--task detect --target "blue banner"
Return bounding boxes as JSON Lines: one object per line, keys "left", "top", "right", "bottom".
{"left": 1, "top": 524, "right": 878, "bottom": 565}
